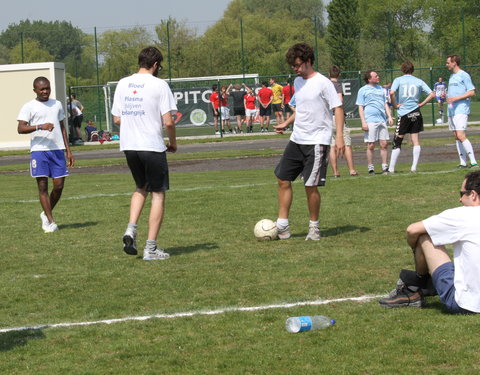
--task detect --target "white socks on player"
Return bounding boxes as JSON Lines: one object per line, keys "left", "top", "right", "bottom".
{"left": 462, "top": 139, "right": 477, "bottom": 165}
{"left": 276, "top": 218, "right": 289, "bottom": 229}
{"left": 412, "top": 145, "right": 421, "bottom": 171}
{"left": 456, "top": 140, "right": 468, "bottom": 166}
{"left": 388, "top": 149, "right": 401, "bottom": 173}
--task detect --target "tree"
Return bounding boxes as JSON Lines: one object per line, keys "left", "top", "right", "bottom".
{"left": 9, "top": 38, "right": 54, "bottom": 63}
{"left": 326, "top": 0, "right": 360, "bottom": 71}
{"left": 155, "top": 18, "right": 197, "bottom": 78}
{"left": 98, "top": 27, "right": 154, "bottom": 82}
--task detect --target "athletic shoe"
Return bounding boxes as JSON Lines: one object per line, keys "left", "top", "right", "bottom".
{"left": 44, "top": 222, "right": 58, "bottom": 233}
{"left": 123, "top": 228, "right": 137, "bottom": 255}
{"left": 382, "top": 169, "right": 392, "bottom": 175}
{"left": 368, "top": 169, "right": 375, "bottom": 175}
{"left": 277, "top": 224, "right": 291, "bottom": 240}
{"left": 305, "top": 225, "right": 321, "bottom": 241}
{"left": 143, "top": 247, "right": 170, "bottom": 261}
{"left": 40, "top": 211, "right": 50, "bottom": 231}
{"left": 410, "top": 169, "right": 417, "bottom": 173}
{"left": 215, "top": 131, "right": 220, "bottom": 135}
{"left": 457, "top": 164, "right": 468, "bottom": 169}
{"left": 379, "top": 284, "right": 425, "bottom": 308}
{"left": 470, "top": 163, "right": 479, "bottom": 168}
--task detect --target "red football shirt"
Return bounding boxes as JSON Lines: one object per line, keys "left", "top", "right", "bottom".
{"left": 257, "top": 88, "right": 273, "bottom": 105}
{"left": 210, "top": 92, "right": 220, "bottom": 109}
{"left": 282, "top": 84, "right": 295, "bottom": 104}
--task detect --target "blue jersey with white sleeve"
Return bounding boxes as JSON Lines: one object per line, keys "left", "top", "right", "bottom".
{"left": 447, "top": 70, "right": 475, "bottom": 116}
{"left": 390, "top": 75, "right": 432, "bottom": 117}
{"left": 356, "top": 84, "right": 387, "bottom": 123}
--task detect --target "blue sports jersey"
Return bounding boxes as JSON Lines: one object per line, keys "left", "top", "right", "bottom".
{"left": 447, "top": 70, "right": 475, "bottom": 116}
{"left": 434, "top": 82, "right": 447, "bottom": 97}
{"left": 356, "top": 84, "right": 387, "bottom": 123}
{"left": 391, "top": 75, "right": 432, "bottom": 117}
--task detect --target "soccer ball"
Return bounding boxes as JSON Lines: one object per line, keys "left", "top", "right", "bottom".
{"left": 436, "top": 118, "right": 443, "bottom": 124}
{"left": 254, "top": 219, "right": 278, "bottom": 241}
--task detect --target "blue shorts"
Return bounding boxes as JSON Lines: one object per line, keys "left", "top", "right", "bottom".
{"left": 436, "top": 96, "right": 445, "bottom": 103}
{"left": 431, "top": 262, "right": 474, "bottom": 314}
{"left": 30, "top": 150, "right": 69, "bottom": 178}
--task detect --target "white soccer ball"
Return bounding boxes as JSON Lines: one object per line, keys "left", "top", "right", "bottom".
{"left": 436, "top": 118, "right": 443, "bottom": 124}
{"left": 254, "top": 219, "right": 278, "bottom": 241}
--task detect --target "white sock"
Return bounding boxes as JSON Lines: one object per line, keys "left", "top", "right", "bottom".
{"left": 146, "top": 240, "right": 157, "bottom": 250}
{"left": 462, "top": 139, "right": 477, "bottom": 164}
{"left": 309, "top": 220, "right": 319, "bottom": 228}
{"left": 412, "top": 145, "right": 421, "bottom": 171}
{"left": 277, "top": 218, "right": 289, "bottom": 229}
{"left": 381, "top": 163, "right": 388, "bottom": 171}
{"left": 389, "top": 148, "right": 401, "bottom": 173}
{"left": 456, "top": 140, "right": 467, "bottom": 166}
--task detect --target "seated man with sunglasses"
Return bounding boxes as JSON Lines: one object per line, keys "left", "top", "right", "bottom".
{"left": 380, "top": 170, "right": 480, "bottom": 314}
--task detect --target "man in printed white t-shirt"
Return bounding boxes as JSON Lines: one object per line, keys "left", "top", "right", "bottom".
{"left": 273, "top": 43, "right": 344, "bottom": 241}
{"left": 17, "top": 76, "right": 74, "bottom": 233}
{"left": 112, "top": 46, "right": 177, "bottom": 261}
{"left": 380, "top": 170, "right": 480, "bottom": 314}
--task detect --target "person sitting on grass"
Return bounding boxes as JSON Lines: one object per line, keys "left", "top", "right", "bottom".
{"left": 380, "top": 170, "right": 480, "bottom": 314}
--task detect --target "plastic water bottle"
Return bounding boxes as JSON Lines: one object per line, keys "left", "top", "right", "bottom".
{"left": 285, "top": 315, "right": 335, "bottom": 333}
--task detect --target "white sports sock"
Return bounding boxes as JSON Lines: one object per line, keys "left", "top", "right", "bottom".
{"left": 462, "top": 139, "right": 477, "bottom": 164}
{"left": 309, "top": 220, "right": 319, "bottom": 228}
{"left": 146, "top": 240, "right": 157, "bottom": 250}
{"left": 411, "top": 145, "right": 421, "bottom": 171}
{"left": 456, "top": 140, "right": 467, "bottom": 166}
{"left": 276, "top": 218, "right": 289, "bottom": 229}
{"left": 389, "top": 148, "right": 401, "bottom": 173}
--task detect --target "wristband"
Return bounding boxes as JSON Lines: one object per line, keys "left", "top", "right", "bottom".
{"left": 39, "top": 124, "right": 43, "bottom": 130}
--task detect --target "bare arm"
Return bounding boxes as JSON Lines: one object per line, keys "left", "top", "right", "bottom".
{"left": 385, "top": 102, "right": 393, "bottom": 126}
{"left": 358, "top": 105, "right": 368, "bottom": 131}
{"left": 17, "top": 120, "right": 54, "bottom": 134}
{"left": 446, "top": 89, "right": 475, "bottom": 104}
{"left": 418, "top": 91, "right": 436, "bottom": 108}
{"left": 334, "top": 106, "right": 345, "bottom": 155}
{"left": 273, "top": 112, "right": 295, "bottom": 133}
{"left": 113, "top": 116, "right": 121, "bottom": 126}
{"left": 60, "top": 120, "right": 74, "bottom": 167}
{"left": 163, "top": 111, "right": 177, "bottom": 153}
{"left": 406, "top": 221, "right": 427, "bottom": 250}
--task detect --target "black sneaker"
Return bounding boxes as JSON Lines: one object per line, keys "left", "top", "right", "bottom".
{"left": 379, "top": 283, "right": 425, "bottom": 308}
{"left": 122, "top": 229, "right": 137, "bottom": 255}
{"left": 368, "top": 169, "right": 375, "bottom": 175}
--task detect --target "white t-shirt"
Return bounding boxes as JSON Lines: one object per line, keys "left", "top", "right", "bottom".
{"left": 111, "top": 73, "right": 177, "bottom": 152}
{"left": 17, "top": 99, "right": 66, "bottom": 152}
{"left": 291, "top": 72, "right": 342, "bottom": 145}
{"left": 423, "top": 206, "right": 480, "bottom": 312}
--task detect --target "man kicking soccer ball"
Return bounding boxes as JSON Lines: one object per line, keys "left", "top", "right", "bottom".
{"left": 380, "top": 170, "right": 480, "bottom": 314}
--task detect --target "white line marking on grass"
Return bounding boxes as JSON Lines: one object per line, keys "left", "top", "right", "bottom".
{"left": 0, "top": 294, "right": 385, "bottom": 333}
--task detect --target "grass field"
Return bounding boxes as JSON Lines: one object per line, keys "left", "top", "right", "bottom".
{"left": 1, "top": 156, "right": 479, "bottom": 374}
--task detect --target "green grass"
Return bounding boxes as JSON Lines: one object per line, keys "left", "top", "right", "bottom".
{"left": 1, "top": 159, "right": 479, "bottom": 374}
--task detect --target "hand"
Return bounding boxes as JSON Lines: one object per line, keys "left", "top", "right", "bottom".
{"left": 166, "top": 142, "right": 177, "bottom": 153}
{"left": 43, "top": 123, "right": 54, "bottom": 131}
{"left": 361, "top": 122, "right": 368, "bottom": 131}
{"left": 273, "top": 122, "right": 288, "bottom": 134}
{"left": 66, "top": 150, "right": 74, "bottom": 168}
{"left": 446, "top": 97, "right": 455, "bottom": 104}
{"left": 335, "top": 138, "right": 345, "bottom": 157}
{"left": 388, "top": 117, "right": 394, "bottom": 126}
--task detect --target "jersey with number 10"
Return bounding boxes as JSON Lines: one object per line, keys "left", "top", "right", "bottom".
{"left": 390, "top": 75, "right": 432, "bottom": 117}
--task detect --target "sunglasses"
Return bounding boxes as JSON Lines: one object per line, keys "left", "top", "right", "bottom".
{"left": 459, "top": 190, "right": 471, "bottom": 198}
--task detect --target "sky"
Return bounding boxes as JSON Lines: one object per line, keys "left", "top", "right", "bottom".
{"left": 0, "top": 0, "right": 233, "bottom": 35}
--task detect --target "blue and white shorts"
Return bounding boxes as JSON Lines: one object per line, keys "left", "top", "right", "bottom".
{"left": 30, "top": 150, "right": 68, "bottom": 178}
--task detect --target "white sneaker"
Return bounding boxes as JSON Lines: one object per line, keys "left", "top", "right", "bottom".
{"left": 277, "top": 224, "right": 291, "bottom": 240}
{"left": 123, "top": 228, "right": 137, "bottom": 255}
{"left": 143, "top": 247, "right": 170, "bottom": 261}
{"left": 44, "top": 222, "right": 58, "bottom": 233}
{"left": 215, "top": 131, "right": 220, "bottom": 135}
{"left": 40, "top": 211, "right": 50, "bottom": 231}
{"left": 305, "top": 226, "right": 321, "bottom": 241}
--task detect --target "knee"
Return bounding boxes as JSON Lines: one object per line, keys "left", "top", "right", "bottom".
{"left": 277, "top": 179, "right": 291, "bottom": 190}
{"left": 392, "top": 134, "right": 404, "bottom": 149}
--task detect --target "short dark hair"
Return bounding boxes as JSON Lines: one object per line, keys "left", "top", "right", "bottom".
{"left": 261, "top": 81, "right": 268, "bottom": 87}
{"left": 285, "top": 43, "right": 315, "bottom": 66}
{"left": 363, "top": 70, "right": 375, "bottom": 84}
{"left": 33, "top": 76, "right": 49, "bottom": 88}
{"left": 138, "top": 46, "right": 163, "bottom": 70}
{"left": 464, "top": 171, "right": 480, "bottom": 195}
{"left": 329, "top": 65, "right": 341, "bottom": 79}
{"left": 212, "top": 84, "right": 218, "bottom": 91}
{"left": 401, "top": 61, "right": 414, "bottom": 74}
{"left": 447, "top": 54, "right": 461, "bottom": 66}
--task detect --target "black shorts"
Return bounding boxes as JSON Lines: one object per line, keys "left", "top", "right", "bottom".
{"left": 284, "top": 104, "right": 293, "bottom": 114}
{"left": 396, "top": 109, "right": 424, "bottom": 135}
{"left": 73, "top": 114, "right": 84, "bottom": 128}
{"left": 233, "top": 107, "right": 246, "bottom": 116}
{"left": 275, "top": 141, "right": 330, "bottom": 187}
{"left": 272, "top": 103, "right": 282, "bottom": 113}
{"left": 124, "top": 150, "right": 169, "bottom": 192}
{"left": 259, "top": 104, "right": 272, "bottom": 117}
